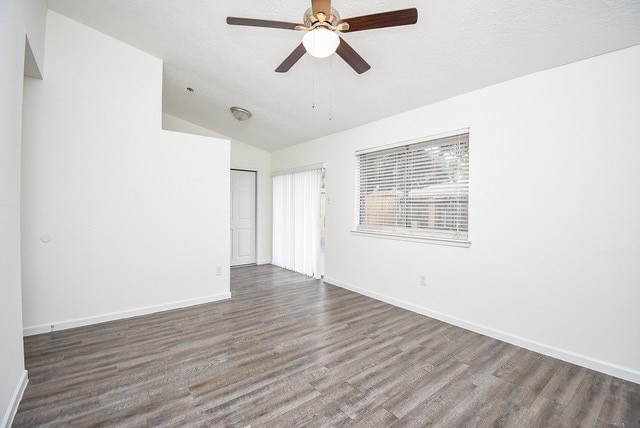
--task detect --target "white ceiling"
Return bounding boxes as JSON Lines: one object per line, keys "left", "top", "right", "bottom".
{"left": 47, "top": 0, "right": 640, "bottom": 152}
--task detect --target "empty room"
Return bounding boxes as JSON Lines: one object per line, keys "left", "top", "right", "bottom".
{"left": 2, "top": 0, "right": 640, "bottom": 426}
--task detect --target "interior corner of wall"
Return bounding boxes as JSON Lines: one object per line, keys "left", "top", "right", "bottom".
{"left": 24, "top": 36, "right": 43, "bottom": 80}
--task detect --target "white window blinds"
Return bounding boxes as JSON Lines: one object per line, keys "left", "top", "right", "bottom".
{"left": 356, "top": 132, "right": 469, "bottom": 242}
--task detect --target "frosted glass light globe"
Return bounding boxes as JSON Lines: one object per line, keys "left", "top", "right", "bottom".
{"left": 303, "top": 27, "right": 340, "bottom": 58}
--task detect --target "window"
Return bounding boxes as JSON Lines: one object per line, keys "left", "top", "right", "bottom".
{"left": 355, "top": 130, "right": 469, "bottom": 243}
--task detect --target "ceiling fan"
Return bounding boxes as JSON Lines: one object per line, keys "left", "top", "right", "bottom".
{"left": 226, "top": 1, "right": 418, "bottom": 74}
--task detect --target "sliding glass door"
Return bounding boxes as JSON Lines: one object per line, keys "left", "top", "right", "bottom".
{"left": 272, "top": 168, "right": 323, "bottom": 278}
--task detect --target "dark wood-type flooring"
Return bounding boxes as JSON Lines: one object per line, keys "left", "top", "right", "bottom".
{"left": 14, "top": 265, "right": 640, "bottom": 427}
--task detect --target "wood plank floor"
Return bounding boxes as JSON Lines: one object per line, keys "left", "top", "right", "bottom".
{"left": 14, "top": 265, "right": 640, "bottom": 427}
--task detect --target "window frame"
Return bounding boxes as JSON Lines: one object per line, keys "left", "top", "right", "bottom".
{"left": 352, "top": 129, "right": 471, "bottom": 247}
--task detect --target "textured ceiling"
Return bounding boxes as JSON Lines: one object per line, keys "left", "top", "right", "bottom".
{"left": 47, "top": 0, "right": 640, "bottom": 152}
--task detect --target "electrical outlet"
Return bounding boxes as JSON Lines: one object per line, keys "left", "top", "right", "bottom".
{"left": 419, "top": 275, "right": 427, "bottom": 287}
{"left": 216, "top": 266, "right": 222, "bottom": 276}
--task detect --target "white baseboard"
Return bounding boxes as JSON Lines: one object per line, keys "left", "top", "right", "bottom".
{"left": 257, "top": 259, "right": 272, "bottom": 265}
{"left": 23, "top": 292, "right": 231, "bottom": 336}
{"left": 323, "top": 276, "right": 640, "bottom": 385}
{"left": 1, "top": 369, "right": 28, "bottom": 428}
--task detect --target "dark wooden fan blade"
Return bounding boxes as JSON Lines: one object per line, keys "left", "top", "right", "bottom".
{"left": 338, "top": 8, "right": 418, "bottom": 32}
{"left": 226, "top": 17, "right": 300, "bottom": 30}
{"left": 312, "top": 0, "right": 332, "bottom": 20}
{"left": 275, "top": 43, "right": 307, "bottom": 73}
{"left": 335, "top": 37, "right": 370, "bottom": 74}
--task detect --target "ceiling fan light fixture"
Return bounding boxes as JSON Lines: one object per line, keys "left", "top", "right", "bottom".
{"left": 303, "top": 27, "right": 339, "bottom": 58}
{"left": 230, "top": 106, "right": 252, "bottom": 121}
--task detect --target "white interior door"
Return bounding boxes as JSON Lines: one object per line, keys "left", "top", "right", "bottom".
{"left": 230, "top": 169, "right": 256, "bottom": 266}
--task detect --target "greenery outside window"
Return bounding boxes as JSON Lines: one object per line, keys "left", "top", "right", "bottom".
{"left": 356, "top": 130, "right": 469, "bottom": 243}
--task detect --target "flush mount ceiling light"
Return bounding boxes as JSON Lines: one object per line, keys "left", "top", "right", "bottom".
{"left": 302, "top": 27, "right": 340, "bottom": 58}
{"left": 230, "top": 106, "right": 252, "bottom": 121}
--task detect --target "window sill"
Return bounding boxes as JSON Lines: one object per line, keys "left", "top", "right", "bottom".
{"left": 350, "top": 230, "right": 471, "bottom": 248}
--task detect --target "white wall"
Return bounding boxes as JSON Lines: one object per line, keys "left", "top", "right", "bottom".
{"left": 0, "top": 0, "right": 46, "bottom": 425}
{"left": 21, "top": 11, "right": 231, "bottom": 333}
{"left": 163, "top": 113, "right": 272, "bottom": 264}
{"left": 271, "top": 45, "right": 640, "bottom": 383}
{"left": 23, "top": 0, "right": 47, "bottom": 79}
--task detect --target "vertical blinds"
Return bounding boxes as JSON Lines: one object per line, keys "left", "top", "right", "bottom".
{"left": 356, "top": 132, "right": 469, "bottom": 241}
{"left": 272, "top": 169, "right": 323, "bottom": 278}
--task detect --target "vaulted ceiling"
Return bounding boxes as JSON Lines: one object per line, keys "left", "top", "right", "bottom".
{"left": 47, "top": 0, "right": 640, "bottom": 152}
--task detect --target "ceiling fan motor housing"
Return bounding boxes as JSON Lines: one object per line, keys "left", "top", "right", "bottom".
{"left": 303, "top": 7, "right": 340, "bottom": 26}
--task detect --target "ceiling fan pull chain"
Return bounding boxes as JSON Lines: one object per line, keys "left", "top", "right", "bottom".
{"left": 312, "top": 68, "right": 316, "bottom": 109}
{"left": 328, "top": 56, "right": 333, "bottom": 121}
